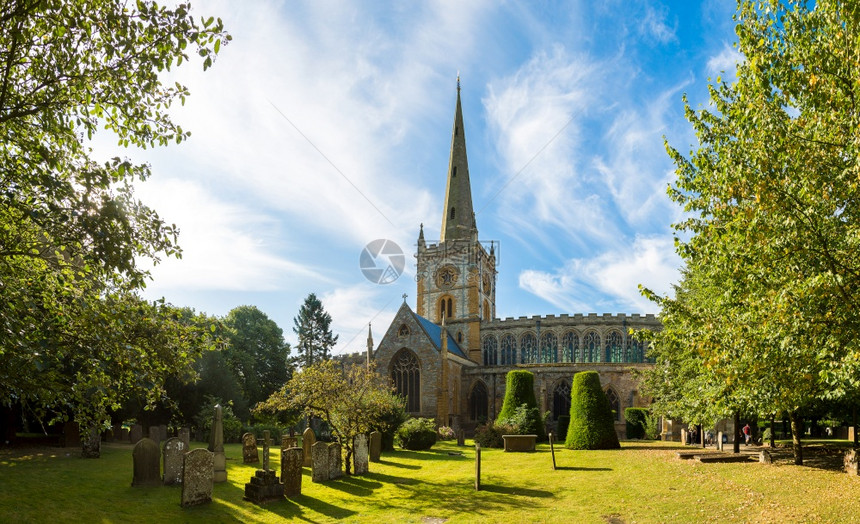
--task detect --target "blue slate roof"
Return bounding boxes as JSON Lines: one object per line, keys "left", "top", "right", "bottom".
{"left": 412, "top": 311, "right": 467, "bottom": 359}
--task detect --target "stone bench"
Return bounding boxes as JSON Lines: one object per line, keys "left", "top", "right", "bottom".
{"left": 502, "top": 434, "right": 537, "bottom": 452}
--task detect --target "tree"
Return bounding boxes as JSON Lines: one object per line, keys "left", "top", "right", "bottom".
{"left": 565, "top": 371, "right": 620, "bottom": 450}
{"left": 0, "top": 0, "right": 229, "bottom": 456}
{"left": 498, "top": 370, "right": 545, "bottom": 440}
{"left": 657, "top": 0, "right": 860, "bottom": 464}
{"left": 223, "top": 305, "right": 292, "bottom": 411}
{"left": 292, "top": 293, "right": 338, "bottom": 368}
{"left": 256, "top": 360, "right": 403, "bottom": 475}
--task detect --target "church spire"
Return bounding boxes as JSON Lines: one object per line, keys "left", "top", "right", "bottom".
{"left": 440, "top": 76, "right": 477, "bottom": 242}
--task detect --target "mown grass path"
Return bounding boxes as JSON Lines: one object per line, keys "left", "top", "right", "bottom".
{"left": 1, "top": 440, "right": 858, "bottom": 522}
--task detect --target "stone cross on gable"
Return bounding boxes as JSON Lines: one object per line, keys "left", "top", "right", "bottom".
{"left": 258, "top": 430, "right": 272, "bottom": 472}
{"left": 402, "top": 293, "right": 408, "bottom": 302}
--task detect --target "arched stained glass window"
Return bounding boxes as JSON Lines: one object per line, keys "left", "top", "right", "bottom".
{"left": 583, "top": 331, "right": 600, "bottom": 363}
{"left": 482, "top": 336, "right": 498, "bottom": 366}
{"left": 469, "top": 381, "right": 488, "bottom": 422}
{"left": 500, "top": 334, "right": 516, "bottom": 365}
{"left": 540, "top": 332, "right": 558, "bottom": 363}
{"left": 561, "top": 331, "right": 578, "bottom": 363}
{"left": 605, "top": 387, "right": 620, "bottom": 421}
{"left": 391, "top": 349, "right": 420, "bottom": 412}
{"left": 605, "top": 331, "right": 624, "bottom": 363}
{"left": 520, "top": 333, "right": 537, "bottom": 364}
{"left": 627, "top": 337, "right": 644, "bottom": 363}
{"left": 552, "top": 380, "right": 571, "bottom": 421}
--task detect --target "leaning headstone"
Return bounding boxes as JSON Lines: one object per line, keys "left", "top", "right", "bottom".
{"left": 302, "top": 427, "right": 316, "bottom": 467}
{"left": 163, "top": 437, "right": 187, "bottom": 485}
{"left": 281, "top": 447, "right": 303, "bottom": 497}
{"left": 759, "top": 449, "right": 773, "bottom": 464}
{"left": 369, "top": 431, "right": 382, "bottom": 463}
{"left": 178, "top": 427, "right": 190, "bottom": 449}
{"left": 328, "top": 442, "right": 343, "bottom": 479}
{"left": 845, "top": 449, "right": 859, "bottom": 476}
{"left": 130, "top": 424, "right": 143, "bottom": 444}
{"left": 149, "top": 426, "right": 162, "bottom": 447}
{"left": 354, "top": 435, "right": 369, "bottom": 475}
{"left": 132, "top": 438, "right": 161, "bottom": 487}
{"left": 311, "top": 441, "right": 329, "bottom": 482}
{"left": 209, "top": 405, "right": 227, "bottom": 483}
{"left": 243, "top": 433, "right": 259, "bottom": 464}
{"left": 281, "top": 436, "right": 297, "bottom": 450}
{"left": 181, "top": 449, "right": 214, "bottom": 507}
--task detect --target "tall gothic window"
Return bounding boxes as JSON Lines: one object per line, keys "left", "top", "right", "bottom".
{"left": 562, "top": 331, "right": 578, "bottom": 363}
{"left": 552, "top": 380, "right": 571, "bottom": 420}
{"left": 439, "top": 296, "right": 453, "bottom": 320}
{"left": 500, "top": 334, "right": 516, "bottom": 365}
{"left": 520, "top": 333, "right": 537, "bottom": 364}
{"left": 583, "top": 331, "right": 600, "bottom": 363}
{"left": 391, "top": 349, "right": 420, "bottom": 412}
{"left": 627, "top": 337, "right": 644, "bottom": 363}
{"left": 605, "top": 331, "right": 624, "bottom": 363}
{"left": 605, "top": 387, "right": 620, "bottom": 421}
{"left": 469, "top": 381, "right": 488, "bottom": 422}
{"left": 482, "top": 336, "right": 498, "bottom": 365}
{"left": 540, "top": 332, "right": 558, "bottom": 363}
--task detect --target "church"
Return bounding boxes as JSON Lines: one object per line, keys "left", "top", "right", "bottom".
{"left": 371, "top": 82, "right": 661, "bottom": 438}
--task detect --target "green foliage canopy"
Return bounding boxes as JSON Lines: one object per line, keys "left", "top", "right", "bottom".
{"left": 566, "top": 371, "right": 620, "bottom": 450}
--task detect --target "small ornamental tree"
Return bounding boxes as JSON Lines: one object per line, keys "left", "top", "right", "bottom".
{"left": 566, "top": 372, "right": 620, "bottom": 450}
{"left": 625, "top": 407, "right": 650, "bottom": 440}
{"left": 498, "top": 370, "right": 545, "bottom": 440}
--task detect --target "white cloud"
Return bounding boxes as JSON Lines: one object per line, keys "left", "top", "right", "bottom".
{"left": 320, "top": 283, "right": 400, "bottom": 355}
{"left": 640, "top": 4, "right": 678, "bottom": 45}
{"left": 707, "top": 42, "right": 742, "bottom": 76}
{"left": 518, "top": 235, "right": 681, "bottom": 313}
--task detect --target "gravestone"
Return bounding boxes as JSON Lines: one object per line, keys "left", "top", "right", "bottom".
{"left": 759, "top": 449, "right": 773, "bottom": 464}
{"left": 242, "top": 433, "right": 259, "bottom": 464}
{"left": 163, "top": 437, "right": 186, "bottom": 486}
{"left": 149, "top": 426, "right": 162, "bottom": 447}
{"left": 281, "top": 447, "right": 303, "bottom": 497}
{"left": 717, "top": 431, "right": 724, "bottom": 451}
{"left": 178, "top": 427, "right": 190, "bottom": 449}
{"left": 281, "top": 436, "right": 297, "bottom": 450}
{"left": 159, "top": 424, "right": 168, "bottom": 442}
{"left": 369, "top": 431, "right": 382, "bottom": 462}
{"left": 328, "top": 442, "right": 343, "bottom": 479}
{"left": 845, "top": 449, "right": 859, "bottom": 476}
{"left": 130, "top": 424, "right": 143, "bottom": 444}
{"left": 354, "top": 434, "right": 369, "bottom": 475}
{"left": 243, "top": 431, "right": 283, "bottom": 504}
{"left": 849, "top": 427, "right": 856, "bottom": 443}
{"left": 209, "top": 404, "right": 227, "bottom": 483}
{"left": 302, "top": 427, "right": 316, "bottom": 467}
{"left": 132, "top": 438, "right": 161, "bottom": 487}
{"left": 311, "top": 441, "right": 329, "bottom": 482}
{"left": 680, "top": 428, "right": 687, "bottom": 445}
{"left": 181, "top": 449, "right": 214, "bottom": 507}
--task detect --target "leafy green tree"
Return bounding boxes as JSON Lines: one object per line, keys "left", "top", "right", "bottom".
{"left": 256, "top": 360, "right": 403, "bottom": 475}
{"left": 292, "top": 293, "right": 338, "bottom": 368}
{"left": 566, "top": 372, "right": 620, "bottom": 450}
{"left": 223, "top": 306, "right": 292, "bottom": 410}
{"left": 657, "top": 0, "right": 860, "bottom": 464}
{"left": 0, "top": 0, "right": 228, "bottom": 457}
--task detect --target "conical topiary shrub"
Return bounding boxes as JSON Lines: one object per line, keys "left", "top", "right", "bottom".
{"left": 498, "top": 370, "right": 546, "bottom": 440}
{"left": 565, "top": 371, "right": 620, "bottom": 449}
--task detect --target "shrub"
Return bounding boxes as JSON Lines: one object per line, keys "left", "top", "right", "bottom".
{"left": 473, "top": 421, "right": 513, "bottom": 448}
{"left": 194, "top": 397, "right": 243, "bottom": 443}
{"left": 498, "top": 370, "right": 546, "bottom": 440}
{"left": 556, "top": 415, "right": 570, "bottom": 441}
{"left": 372, "top": 400, "right": 408, "bottom": 452}
{"left": 395, "top": 418, "right": 437, "bottom": 450}
{"left": 625, "top": 408, "right": 650, "bottom": 440}
{"left": 437, "top": 426, "right": 455, "bottom": 440}
{"left": 566, "top": 371, "right": 620, "bottom": 450}
{"left": 498, "top": 403, "right": 548, "bottom": 436}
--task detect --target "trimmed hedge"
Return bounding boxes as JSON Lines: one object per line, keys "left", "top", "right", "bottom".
{"left": 395, "top": 418, "right": 437, "bottom": 450}
{"left": 625, "top": 408, "right": 649, "bottom": 440}
{"left": 565, "top": 371, "right": 620, "bottom": 450}
{"left": 498, "top": 370, "right": 546, "bottom": 440}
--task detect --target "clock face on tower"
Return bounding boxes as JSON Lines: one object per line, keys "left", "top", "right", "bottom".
{"left": 436, "top": 265, "right": 458, "bottom": 289}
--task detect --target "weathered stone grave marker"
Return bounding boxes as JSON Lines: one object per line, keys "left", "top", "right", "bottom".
{"left": 242, "top": 432, "right": 259, "bottom": 464}
{"left": 717, "top": 431, "right": 724, "bottom": 451}
{"left": 281, "top": 436, "right": 297, "bottom": 450}
{"left": 369, "top": 431, "right": 382, "bottom": 463}
{"left": 243, "top": 430, "right": 284, "bottom": 504}
{"left": 354, "top": 434, "right": 369, "bottom": 475}
{"left": 328, "top": 442, "right": 343, "bottom": 479}
{"left": 132, "top": 438, "right": 161, "bottom": 487}
{"left": 209, "top": 404, "right": 227, "bottom": 483}
{"left": 178, "top": 427, "right": 190, "bottom": 449}
{"left": 163, "top": 437, "right": 187, "bottom": 486}
{"left": 302, "top": 427, "right": 316, "bottom": 467}
{"left": 845, "top": 449, "right": 859, "bottom": 476}
{"left": 759, "top": 449, "right": 773, "bottom": 464}
{"left": 130, "top": 424, "right": 143, "bottom": 444}
{"left": 311, "top": 441, "right": 329, "bottom": 482}
{"left": 149, "top": 425, "right": 161, "bottom": 447}
{"left": 181, "top": 449, "right": 214, "bottom": 507}
{"left": 281, "top": 447, "right": 303, "bottom": 497}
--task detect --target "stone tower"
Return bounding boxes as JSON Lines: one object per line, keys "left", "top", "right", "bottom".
{"left": 416, "top": 78, "right": 496, "bottom": 364}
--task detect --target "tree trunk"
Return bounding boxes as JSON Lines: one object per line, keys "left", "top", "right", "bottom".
{"left": 854, "top": 406, "right": 858, "bottom": 448}
{"left": 733, "top": 412, "right": 740, "bottom": 454}
{"left": 789, "top": 411, "right": 803, "bottom": 466}
{"left": 699, "top": 424, "right": 705, "bottom": 448}
{"left": 345, "top": 446, "right": 353, "bottom": 475}
{"left": 80, "top": 426, "right": 101, "bottom": 459}
{"left": 769, "top": 415, "right": 775, "bottom": 448}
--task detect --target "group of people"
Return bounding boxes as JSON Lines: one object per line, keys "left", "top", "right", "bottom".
{"left": 685, "top": 424, "right": 753, "bottom": 446}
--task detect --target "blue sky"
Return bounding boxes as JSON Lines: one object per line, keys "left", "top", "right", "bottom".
{"left": 106, "top": 0, "right": 743, "bottom": 355}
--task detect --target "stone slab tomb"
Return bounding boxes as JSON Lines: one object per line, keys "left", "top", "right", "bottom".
{"left": 281, "top": 447, "right": 303, "bottom": 497}
{"left": 181, "top": 449, "right": 214, "bottom": 507}
{"left": 242, "top": 432, "right": 259, "bottom": 464}
{"left": 163, "top": 437, "right": 187, "bottom": 486}
{"left": 132, "top": 438, "right": 161, "bottom": 487}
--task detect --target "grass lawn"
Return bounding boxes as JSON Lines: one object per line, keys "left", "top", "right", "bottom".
{"left": 1, "top": 439, "right": 859, "bottom": 523}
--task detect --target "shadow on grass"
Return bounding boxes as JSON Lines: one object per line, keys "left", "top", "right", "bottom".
{"left": 554, "top": 466, "right": 611, "bottom": 471}
{"left": 377, "top": 458, "right": 420, "bottom": 470}
{"left": 291, "top": 494, "right": 357, "bottom": 520}
{"left": 366, "top": 471, "right": 421, "bottom": 486}
{"left": 479, "top": 484, "right": 553, "bottom": 497}
{"left": 323, "top": 475, "right": 383, "bottom": 496}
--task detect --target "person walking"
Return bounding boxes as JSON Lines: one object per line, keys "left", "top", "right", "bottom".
{"left": 743, "top": 423, "right": 751, "bottom": 446}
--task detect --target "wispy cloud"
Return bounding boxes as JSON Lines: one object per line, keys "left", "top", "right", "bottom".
{"left": 707, "top": 41, "right": 743, "bottom": 76}
{"left": 640, "top": 3, "right": 678, "bottom": 45}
